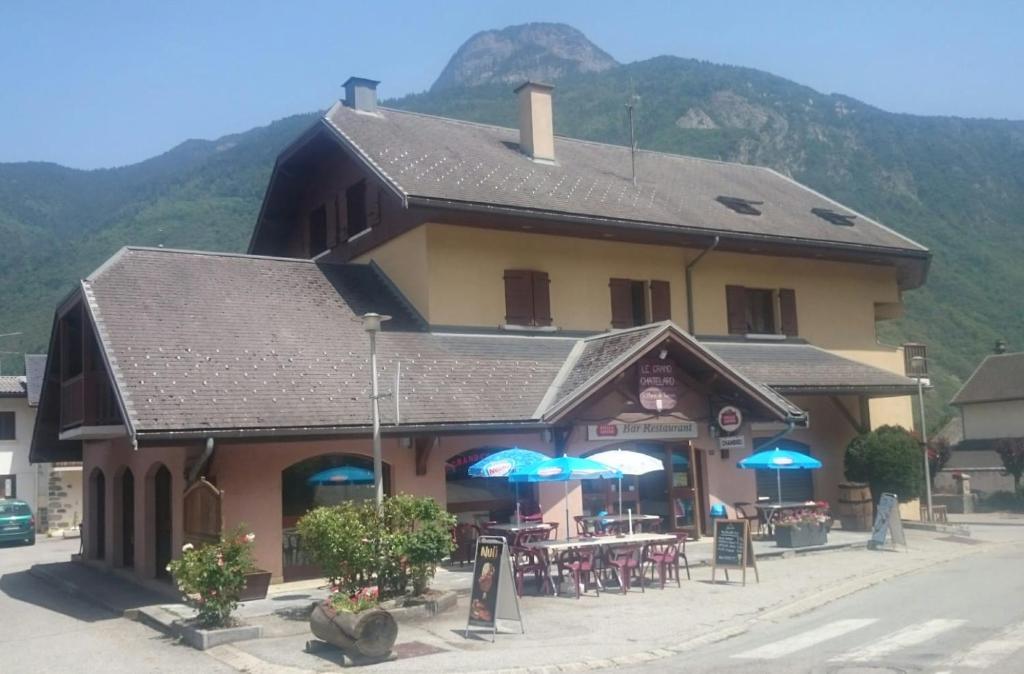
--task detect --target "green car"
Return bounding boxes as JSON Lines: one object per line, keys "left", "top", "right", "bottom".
{"left": 0, "top": 499, "right": 36, "bottom": 545}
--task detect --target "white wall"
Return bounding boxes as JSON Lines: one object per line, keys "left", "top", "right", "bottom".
{"left": 0, "top": 396, "right": 41, "bottom": 514}
{"left": 961, "top": 400, "right": 1024, "bottom": 440}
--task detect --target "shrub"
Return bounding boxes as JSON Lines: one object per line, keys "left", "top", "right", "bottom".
{"left": 167, "top": 527, "right": 255, "bottom": 628}
{"left": 845, "top": 425, "right": 923, "bottom": 503}
{"left": 298, "top": 494, "right": 455, "bottom": 599}
{"left": 994, "top": 438, "right": 1024, "bottom": 491}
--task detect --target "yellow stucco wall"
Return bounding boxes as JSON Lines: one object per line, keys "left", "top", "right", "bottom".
{"left": 354, "top": 226, "right": 430, "bottom": 319}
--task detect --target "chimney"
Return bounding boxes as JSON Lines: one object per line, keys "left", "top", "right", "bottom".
{"left": 343, "top": 77, "right": 380, "bottom": 113}
{"left": 995, "top": 339, "right": 1008, "bottom": 354}
{"left": 514, "top": 81, "right": 555, "bottom": 163}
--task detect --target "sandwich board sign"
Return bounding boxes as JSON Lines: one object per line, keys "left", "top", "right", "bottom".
{"left": 868, "top": 492, "right": 906, "bottom": 550}
{"left": 711, "top": 519, "right": 759, "bottom": 586}
{"left": 464, "top": 536, "right": 524, "bottom": 641}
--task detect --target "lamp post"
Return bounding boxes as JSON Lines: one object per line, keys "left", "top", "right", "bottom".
{"left": 911, "top": 354, "right": 933, "bottom": 522}
{"left": 362, "top": 312, "right": 391, "bottom": 507}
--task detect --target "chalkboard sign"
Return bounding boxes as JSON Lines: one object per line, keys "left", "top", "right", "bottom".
{"left": 464, "top": 536, "right": 523, "bottom": 641}
{"left": 869, "top": 492, "right": 907, "bottom": 550}
{"left": 711, "top": 519, "right": 759, "bottom": 586}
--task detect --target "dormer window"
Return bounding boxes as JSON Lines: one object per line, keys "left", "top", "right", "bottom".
{"left": 812, "top": 207, "right": 856, "bottom": 226}
{"left": 716, "top": 196, "right": 763, "bottom": 216}
{"left": 346, "top": 180, "right": 368, "bottom": 238}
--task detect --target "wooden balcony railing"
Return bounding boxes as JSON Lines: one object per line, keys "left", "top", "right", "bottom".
{"left": 60, "top": 371, "right": 119, "bottom": 430}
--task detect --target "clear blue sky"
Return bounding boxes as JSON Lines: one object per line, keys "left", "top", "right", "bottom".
{"left": 2, "top": 1, "right": 1021, "bottom": 169}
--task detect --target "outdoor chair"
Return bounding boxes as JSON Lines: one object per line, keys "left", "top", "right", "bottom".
{"left": 556, "top": 547, "right": 600, "bottom": 599}
{"left": 643, "top": 533, "right": 689, "bottom": 588}
{"left": 734, "top": 502, "right": 762, "bottom": 535}
{"left": 544, "top": 522, "right": 560, "bottom": 540}
{"left": 511, "top": 542, "right": 550, "bottom": 596}
{"left": 574, "top": 515, "right": 596, "bottom": 538}
{"left": 603, "top": 544, "right": 645, "bottom": 594}
{"left": 451, "top": 522, "right": 480, "bottom": 566}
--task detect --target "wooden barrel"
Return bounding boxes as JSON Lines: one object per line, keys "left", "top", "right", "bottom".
{"left": 837, "top": 482, "right": 873, "bottom": 531}
{"left": 310, "top": 603, "right": 398, "bottom": 660}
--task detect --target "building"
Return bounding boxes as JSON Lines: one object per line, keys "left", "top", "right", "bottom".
{"left": 945, "top": 347, "right": 1024, "bottom": 495}
{"left": 2, "top": 354, "right": 81, "bottom": 533}
{"left": 31, "top": 78, "right": 928, "bottom": 583}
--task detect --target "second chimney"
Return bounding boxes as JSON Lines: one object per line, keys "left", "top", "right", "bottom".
{"left": 515, "top": 81, "right": 555, "bottom": 163}
{"left": 343, "top": 76, "right": 380, "bottom": 113}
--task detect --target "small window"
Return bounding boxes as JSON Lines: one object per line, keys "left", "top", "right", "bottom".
{"left": 811, "top": 207, "right": 856, "bottom": 226}
{"left": 745, "top": 289, "right": 776, "bottom": 334}
{"left": 0, "top": 475, "right": 15, "bottom": 499}
{"left": 504, "top": 270, "right": 552, "bottom": 327}
{"left": 726, "top": 285, "right": 799, "bottom": 336}
{"left": 0, "top": 412, "right": 14, "bottom": 440}
{"left": 716, "top": 196, "right": 763, "bottom": 216}
{"left": 346, "top": 181, "right": 368, "bottom": 237}
{"left": 308, "top": 204, "right": 328, "bottom": 257}
{"left": 610, "top": 279, "right": 648, "bottom": 328}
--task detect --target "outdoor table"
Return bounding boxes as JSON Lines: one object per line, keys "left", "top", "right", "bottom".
{"left": 580, "top": 514, "right": 661, "bottom": 534}
{"left": 755, "top": 501, "right": 823, "bottom": 534}
{"left": 525, "top": 533, "right": 677, "bottom": 596}
{"left": 485, "top": 522, "right": 553, "bottom": 533}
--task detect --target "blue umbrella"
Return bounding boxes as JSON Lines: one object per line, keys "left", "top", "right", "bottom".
{"left": 509, "top": 457, "right": 623, "bottom": 538}
{"left": 468, "top": 448, "right": 548, "bottom": 523}
{"left": 306, "top": 465, "right": 375, "bottom": 486}
{"left": 738, "top": 448, "right": 822, "bottom": 505}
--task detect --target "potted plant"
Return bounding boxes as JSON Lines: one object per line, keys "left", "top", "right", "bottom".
{"left": 774, "top": 508, "right": 829, "bottom": 548}
{"left": 167, "top": 527, "right": 256, "bottom": 629}
{"left": 309, "top": 586, "right": 398, "bottom": 661}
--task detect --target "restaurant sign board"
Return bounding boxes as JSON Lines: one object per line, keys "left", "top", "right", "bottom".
{"left": 587, "top": 420, "right": 698, "bottom": 441}
{"left": 716, "top": 405, "right": 744, "bottom": 434}
{"left": 464, "top": 536, "right": 523, "bottom": 641}
{"left": 718, "top": 435, "right": 746, "bottom": 451}
{"left": 638, "top": 356, "right": 682, "bottom": 411}
{"left": 711, "top": 519, "right": 759, "bottom": 586}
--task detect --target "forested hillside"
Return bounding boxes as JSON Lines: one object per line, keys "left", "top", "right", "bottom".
{"left": 2, "top": 23, "right": 1023, "bottom": 428}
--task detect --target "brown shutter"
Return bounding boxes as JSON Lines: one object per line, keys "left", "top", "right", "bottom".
{"left": 609, "top": 278, "right": 634, "bottom": 328}
{"left": 504, "top": 270, "right": 534, "bottom": 325}
{"left": 531, "top": 271, "right": 552, "bottom": 326}
{"left": 726, "top": 285, "right": 748, "bottom": 335}
{"left": 779, "top": 288, "right": 798, "bottom": 336}
{"left": 366, "top": 184, "right": 381, "bottom": 227}
{"left": 649, "top": 280, "right": 671, "bottom": 322}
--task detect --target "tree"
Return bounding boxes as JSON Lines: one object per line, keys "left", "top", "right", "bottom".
{"left": 994, "top": 438, "right": 1024, "bottom": 492}
{"left": 845, "top": 425, "right": 923, "bottom": 503}
{"left": 928, "top": 437, "right": 953, "bottom": 480}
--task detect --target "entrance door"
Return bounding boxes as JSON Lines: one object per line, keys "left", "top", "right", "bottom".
{"left": 90, "top": 470, "right": 106, "bottom": 560}
{"left": 121, "top": 469, "right": 134, "bottom": 568}
{"left": 154, "top": 466, "right": 172, "bottom": 579}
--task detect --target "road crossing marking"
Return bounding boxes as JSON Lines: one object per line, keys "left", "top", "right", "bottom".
{"left": 944, "top": 620, "right": 1024, "bottom": 669}
{"left": 731, "top": 619, "right": 877, "bottom": 660}
{"left": 830, "top": 618, "right": 966, "bottom": 662}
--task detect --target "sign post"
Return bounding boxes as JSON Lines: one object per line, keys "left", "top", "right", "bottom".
{"left": 868, "top": 492, "right": 907, "bottom": 550}
{"left": 711, "top": 519, "right": 759, "bottom": 586}
{"left": 464, "top": 536, "right": 523, "bottom": 641}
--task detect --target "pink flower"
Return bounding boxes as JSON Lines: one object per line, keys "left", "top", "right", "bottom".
{"left": 244, "top": 532, "right": 255, "bottom": 543}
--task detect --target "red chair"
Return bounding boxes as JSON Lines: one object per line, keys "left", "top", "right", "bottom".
{"left": 604, "top": 544, "right": 645, "bottom": 594}
{"left": 511, "top": 539, "right": 550, "bottom": 596}
{"left": 574, "top": 515, "right": 596, "bottom": 538}
{"left": 544, "top": 522, "right": 560, "bottom": 540}
{"left": 643, "top": 534, "right": 690, "bottom": 588}
{"left": 734, "top": 502, "right": 762, "bottom": 535}
{"left": 556, "top": 547, "right": 600, "bottom": 599}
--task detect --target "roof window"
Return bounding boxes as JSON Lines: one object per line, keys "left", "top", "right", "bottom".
{"left": 812, "top": 207, "right": 857, "bottom": 226}
{"left": 716, "top": 196, "right": 763, "bottom": 216}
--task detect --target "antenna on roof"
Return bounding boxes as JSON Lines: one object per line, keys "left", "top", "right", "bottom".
{"left": 625, "top": 93, "right": 640, "bottom": 187}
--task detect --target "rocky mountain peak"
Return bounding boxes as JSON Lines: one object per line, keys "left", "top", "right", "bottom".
{"left": 430, "top": 22, "right": 618, "bottom": 92}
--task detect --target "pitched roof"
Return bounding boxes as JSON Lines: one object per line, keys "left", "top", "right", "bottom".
{"left": 24, "top": 355, "right": 46, "bottom": 407}
{"left": 704, "top": 340, "right": 920, "bottom": 395}
{"left": 323, "top": 103, "right": 927, "bottom": 257}
{"left": 0, "top": 376, "right": 26, "bottom": 398}
{"left": 951, "top": 352, "right": 1024, "bottom": 406}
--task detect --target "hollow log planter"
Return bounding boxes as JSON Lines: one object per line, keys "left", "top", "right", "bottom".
{"left": 309, "top": 602, "right": 398, "bottom": 661}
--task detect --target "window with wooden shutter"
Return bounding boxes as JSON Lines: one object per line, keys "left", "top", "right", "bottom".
{"left": 609, "top": 278, "right": 634, "bottom": 328}
{"left": 650, "top": 280, "right": 671, "bottom": 322}
{"left": 504, "top": 270, "right": 534, "bottom": 325}
{"left": 779, "top": 288, "right": 798, "bottom": 336}
{"left": 726, "top": 285, "right": 748, "bottom": 334}
{"left": 308, "top": 204, "right": 328, "bottom": 257}
{"left": 346, "top": 180, "right": 367, "bottom": 237}
{"left": 531, "top": 271, "right": 552, "bottom": 327}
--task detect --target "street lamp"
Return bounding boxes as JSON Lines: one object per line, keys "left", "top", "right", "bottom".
{"left": 911, "top": 354, "right": 933, "bottom": 522}
{"left": 362, "top": 312, "right": 391, "bottom": 507}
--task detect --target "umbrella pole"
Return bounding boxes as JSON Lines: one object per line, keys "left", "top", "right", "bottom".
{"left": 564, "top": 481, "right": 571, "bottom": 540}
{"left": 777, "top": 468, "right": 782, "bottom": 505}
{"left": 515, "top": 482, "right": 520, "bottom": 524}
{"left": 618, "top": 477, "right": 623, "bottom": 516}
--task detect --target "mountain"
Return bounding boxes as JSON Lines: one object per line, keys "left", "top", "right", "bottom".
{"left": 431, "top": 23, "right": 617, "bottom": 91}
{"left": 2, "top": 24, "right": 1023, "bottom": 430}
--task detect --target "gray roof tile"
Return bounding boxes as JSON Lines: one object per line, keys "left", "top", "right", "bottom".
{"left": 24, "top": 355, "right": 46, "bottom": 407}
{"left": 0, "top": 376, "right": 26, "bottom": 398}
{"left": 951, "top": 352, "right": 1024, "bottom": 405}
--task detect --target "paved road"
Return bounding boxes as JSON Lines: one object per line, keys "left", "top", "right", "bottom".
{"left": 0, "top": 538, "right": 232, "bottom": 674}
{"left": 625, "top": 537, "right": 1024, "bottom": 673}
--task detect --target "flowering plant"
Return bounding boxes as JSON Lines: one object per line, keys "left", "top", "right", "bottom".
{"left": 327, "top": 585, "right": 379, "bottom": 613}
{"left": 775, "top": 507, "right": 830, "bottom": 528}
{"left": 167, "top": 527, "right": 256, "bottom": 627}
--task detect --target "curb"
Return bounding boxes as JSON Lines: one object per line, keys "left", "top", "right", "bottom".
{"left": 902, "top": 521, "right": 971, "bottom": 536}
{"left": 28, "top": 564, "right": 122, "bottom": 617}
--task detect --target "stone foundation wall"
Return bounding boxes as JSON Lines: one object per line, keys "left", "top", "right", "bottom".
{"left": 45, "top": 467, "right": 82, "bottom": 534}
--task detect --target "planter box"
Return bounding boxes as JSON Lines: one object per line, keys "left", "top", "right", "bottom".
{"left": 239, "top": 570, "right": 272, "bottom": 602}
{"left": 309, "top": 603, "right": 398, "bottom": 661}
{"left": 178, "top": 621, "right": 262, "bottom": 650}
{"left": 775, "top": 524, "right": 828, "bottom": 548}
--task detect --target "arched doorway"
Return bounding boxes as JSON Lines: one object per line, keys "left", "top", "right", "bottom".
{"left": 117, "top": 468, "right": 135, "bottom": 568}
{"left": 152, "top": 465, "right": 172, "bottom": 579}
{"left": 281, "top": 454, "right": 390, "bottom": 581}
{"left": 88, "top": 468, "right": 106, "bottom": 560}
{"left": 445, "top": 448, "right": 535, "bottom": 524}
{"left": 581, "top": 442, "right": 701, "bottom": 536}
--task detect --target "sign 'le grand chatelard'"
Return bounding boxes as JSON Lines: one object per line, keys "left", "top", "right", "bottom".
{"left": 638, "top": 356, "right": 682, "bottom": 411}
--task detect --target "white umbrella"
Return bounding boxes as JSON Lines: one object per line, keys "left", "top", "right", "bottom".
{"left": 588, "top": 449, "right": 665, "bottom": 516}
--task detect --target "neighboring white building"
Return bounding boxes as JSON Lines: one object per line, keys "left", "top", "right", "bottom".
{"left": 0, "top": 355, "right": 82, "bottom": 533}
